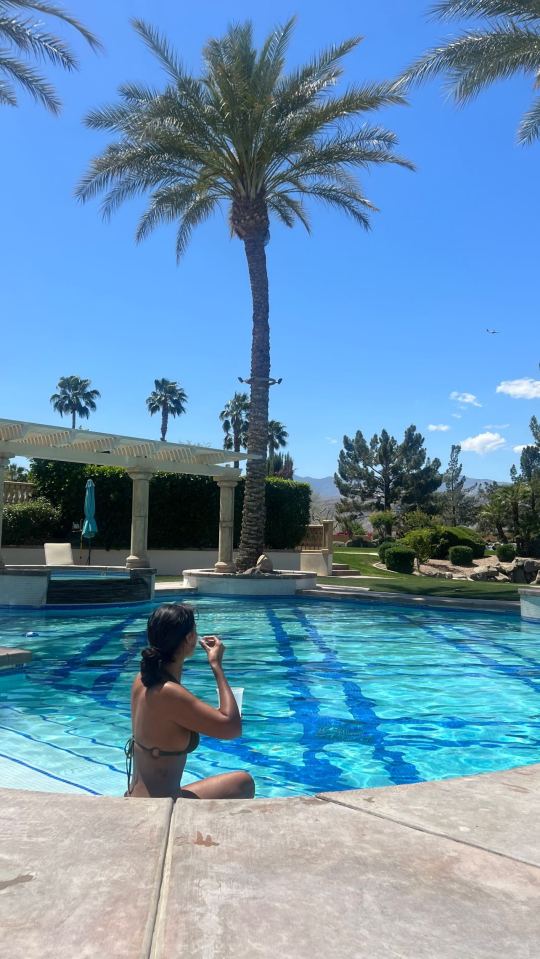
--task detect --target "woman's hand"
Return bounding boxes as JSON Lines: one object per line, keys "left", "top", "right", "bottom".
{"left": 199, "top": 635, "right": 225, "bottom": 667}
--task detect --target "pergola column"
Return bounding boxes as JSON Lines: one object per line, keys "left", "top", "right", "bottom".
{"left": 0, "top": 455, "right": 9, "bottom": 569}
{"left": 214, "top": 476, "right": 238, "bottom": 573}
{"left": 126, "top": 469, "right": 152, "bottom": 569}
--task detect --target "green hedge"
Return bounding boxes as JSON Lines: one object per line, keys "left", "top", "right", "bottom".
{"left": 3, "top": 498, "right": 62, "bottom": 545}
{"left": 385, "top": 546, "right": 416, "bottom": 574}
{"left": 28, "top": 461, "right": 310, "bottom": 550}
{"left": 448, "top": 545, "right": 474, "bottom": 567}
{"left": 496, "top": 543, "right": 516, "bottom": 563}
{"left": 378, "top": 540, "right": 395, "bottom": 562}
{"left": 402, "top": 525, "right": 485, "bottom": 561}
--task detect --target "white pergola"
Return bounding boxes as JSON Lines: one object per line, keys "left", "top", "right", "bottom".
{"left": 0, "top": 418, "right": 253, "bottom": 572}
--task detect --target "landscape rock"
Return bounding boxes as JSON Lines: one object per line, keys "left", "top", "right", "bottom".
{"left": 524, "top": 559, "right": 540, "bottom": 577}
{"left": 256, "top": 553, "right": 274, "bottom": 573}
{"left": 468, "top": 566, "right": 499, "bottom": 582}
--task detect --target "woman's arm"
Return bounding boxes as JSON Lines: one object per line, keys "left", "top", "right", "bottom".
{"left": 165, "top": 636, "right": 242, "bottom": 740}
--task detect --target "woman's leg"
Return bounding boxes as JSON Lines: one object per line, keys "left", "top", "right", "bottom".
{"left": 178, "top": 770, "right": 255, "bottom": 800}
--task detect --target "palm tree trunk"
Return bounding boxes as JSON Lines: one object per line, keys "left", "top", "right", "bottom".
{"left": 236, "top": 233, "right": 270, "bottom": 571}
{"left": 161, "top": 407, "right": 168, "bottom": 442}
{"left": 233, "top": 427, "right": 241, "bottom": 471}
{"left": 71, "top": 409, "right": 76, "bottom": 430}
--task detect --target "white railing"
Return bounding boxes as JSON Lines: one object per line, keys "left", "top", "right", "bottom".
{"left": 4, "top": 481, "right": 36, "bottom": 504}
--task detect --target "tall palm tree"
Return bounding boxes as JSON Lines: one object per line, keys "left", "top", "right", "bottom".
{"left": 267, "top": 420, "right": 288, "bottom": 475}
{"left": 76, "top": 18, "right": 412, "bottom": 569}
{"left": 50, "top": 375, "right": 100, "bottom": 428}
{"left": 220, "top": 392, "right": 249, "bottom": 468}
{"left": 397, "top": 1, "right": 540, "bottom": 145}
{"left": 0, "top": 0, "right": 100, "bottom": 113}
{"left": 146, "top": 378, "right": 187, "bottom": 441}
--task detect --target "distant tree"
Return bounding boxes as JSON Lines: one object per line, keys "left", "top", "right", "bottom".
{"left": 370, "top": 510, "right": 395, "bottom": 540}
{"left": 273, "top": 451, "right": 294, "bottom": 479}
{"left": 479, "top": 482, "right": 509, "bottom": 542}
{"left": 219, "top": 392, "right": 249, "bottom": 468}
{"left": 50, "top": 375, "right": 100, "bottom": 429}
{"left": 267, "top": 420, "right": 288, "bottom": 475}
{"left": 441, "top": 444, "right": 469, "bottom": 525}
{"left": 397, "top": 0, "right": 540, "bottom": 146}
{"left": 7, "top": 463, "right": 29, "bottom": 480}
{"left": 335, "top": 425, "right": 442, "bottom": 518}
{"left": 146, "top": 378, "right": 187, "bottom": 441}
{"left": 0, "top": 0, "right": 100, "bottom": 113}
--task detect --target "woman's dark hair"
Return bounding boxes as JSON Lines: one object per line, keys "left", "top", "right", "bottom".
{"left": 140, "top": 603, "right": 196, "bottom": 687}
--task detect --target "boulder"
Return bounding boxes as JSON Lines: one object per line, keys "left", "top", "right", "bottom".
{"left": 256, "top": 553, "right": 274, "bottom": 573}
{"left": 505, "top": 560, "right": 528, "bottom": 584}
{"left": 524, "top": 559, "right": 540, "bottom": 578}
{"left": 468, "top": 566, "right": 499, "bottom": 582}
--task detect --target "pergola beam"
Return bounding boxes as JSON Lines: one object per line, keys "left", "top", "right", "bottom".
{"left": 0, "top": 418, "right": 253, "bottom": 571}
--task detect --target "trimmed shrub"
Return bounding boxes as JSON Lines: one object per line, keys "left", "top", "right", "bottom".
{"left": 3, "top": 497, "right": 62, "bottom": 545}
{"left": 449, "top": 545, "right": 474, "bottom": 567}
{"left": 496, "top": 543, "right": 516, "bottom": 563}
{"left": 378, "top": 540, "right": 395, "bottom": 562}
{"left": 29, "top": 461, "right": 310, "bottom": 550}
{"left": 385, "top": 546, "right": 416, "bottom": 574}
{"left": 428, "top": 526, "right": 485, "bottom": 560}
{"left": 401, "top": 529, "right": 434, "bottom": 568}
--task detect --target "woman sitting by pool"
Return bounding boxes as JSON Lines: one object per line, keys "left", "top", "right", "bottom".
{"left": 125, "top": 603, "right": 255, "bottom": 800}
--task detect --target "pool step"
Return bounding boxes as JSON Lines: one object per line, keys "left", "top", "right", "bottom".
{"left": 46, "top": 578, "right": 151, "bottom": 605}
{"left": 331, "top": 564, "right": 363, "bottom": 577}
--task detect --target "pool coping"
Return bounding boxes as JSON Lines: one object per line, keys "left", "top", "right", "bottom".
{"left": 1, "top": 762, "right": 539, "bottom": 957}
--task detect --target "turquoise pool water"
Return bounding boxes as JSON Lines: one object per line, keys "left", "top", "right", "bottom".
{"left": 0, "top": 596, "right": 539, "bottom": 797}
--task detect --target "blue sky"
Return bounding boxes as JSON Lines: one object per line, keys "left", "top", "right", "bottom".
{"left": 1, "top": 0, "right": 539, "bottom": 481}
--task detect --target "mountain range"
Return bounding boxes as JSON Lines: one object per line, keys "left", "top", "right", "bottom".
{"left": 294, "top": 474, "right": 496, "bottom": 503}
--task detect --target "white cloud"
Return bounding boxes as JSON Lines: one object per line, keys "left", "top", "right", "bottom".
{"left": 428, "top": 424, "right": 450, "bottom": 432}
{"left": 450, "top": 391, "right": 482, "bottom": 407}
{"left": 513, "top": 444, "right": 528, "bottom": 454}
{"left": 496, "top": 378, "right": 540, "bottom": 400}
{"left": 460, "top": 431, "right": 505, "bottom": 454}
{"left": 451, "top": 413, "right": 462, "bottom": 419}
{"left": 325, "top": 437, "right": 338, "bottom": 445}
{"left": 484, "top": 423, "right": 509, "bottom": 430}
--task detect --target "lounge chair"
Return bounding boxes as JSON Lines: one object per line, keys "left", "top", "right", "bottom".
{"left": 44, "top": 543, "right": 74, "bottom": 566}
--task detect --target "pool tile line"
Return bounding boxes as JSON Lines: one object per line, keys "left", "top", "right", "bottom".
{"left": 266, "top": 608, "right": 349, "bottom": 790}
{"left": 0, "top": 748, "right": 99, "bottom": 795}
{"left": 0, "top": 719, "right": 126, "bottom": 777}
{"left": 292, "top": 609, "right": 422, "bottom": 785}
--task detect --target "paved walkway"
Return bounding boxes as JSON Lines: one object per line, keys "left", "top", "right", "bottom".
{"left": 1, "top": 764, "right": 539, "bottom": 957}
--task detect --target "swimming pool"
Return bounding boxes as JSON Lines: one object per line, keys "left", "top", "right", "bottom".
{"left": 0, "top": 595, "right": 539, "bottom": 797}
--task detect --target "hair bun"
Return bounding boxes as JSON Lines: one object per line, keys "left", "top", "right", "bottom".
{"left": 141, "top": 646, "right": 161, "bottom": 662}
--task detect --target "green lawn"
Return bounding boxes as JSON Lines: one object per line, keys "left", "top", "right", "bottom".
{"left": 323, "top": 547, "right": 520, "bottom": 602}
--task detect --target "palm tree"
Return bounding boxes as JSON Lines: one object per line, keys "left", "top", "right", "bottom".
{"left": 146, "top": 378, "right": 187, "bottom": 441}
{"left": 50, "top": 375, "right": 100, "bottom": 428}
{"left": 0, "top": 0, "right": 100, "bottom": 113}
{"left": 267, "top": 420, "right": 288, "bottom": 475}
{"left": 397, "top": 1, "right": 540, "bottom": 145}
{"left": 76, "top": 18, "right": 412, "bottom": 569}
{"left": 220, "top": 392, "right": 249, "bottom": 468}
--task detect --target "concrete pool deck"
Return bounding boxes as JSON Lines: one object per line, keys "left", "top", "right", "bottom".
{"left": 1, "top": 763, "right": 539, "bottom": 958}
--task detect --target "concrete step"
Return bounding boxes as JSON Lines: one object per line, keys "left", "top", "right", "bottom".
{"left": 331, "top": 567, "right": 363, "bottom": 577}
{"left": 332, "top": 563, "right": 351, "bottom": 571}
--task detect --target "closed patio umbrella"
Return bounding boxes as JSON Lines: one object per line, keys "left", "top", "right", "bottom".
{"left": 82, "top": 479, "right": 98, "bottom": 565}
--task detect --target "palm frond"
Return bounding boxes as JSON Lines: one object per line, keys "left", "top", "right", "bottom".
{"left": 2, "top": 0, "right": 101, "bottom": 50}
{"left": 518, "top": 91, "right": 540, "bottom": 139}
{"left": 0, "top": 51, "right": 60, "bottom": 110}
{"left": 267, "top": 193, "right": 311, "bottom": 231}
{"left": 131, "top": 18, "right": 183, "bottom": 82}
{"left": 175, "top": 193, "right": 218, "bottom": 260}
{"left": 430, "top": 1, "right": 540, "bottom": 23}
{"left": 398, "top": 25, "right": 540, "bottom": 101}
{"left": 0, "top": 16, "right": 77, "bottom": 69}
